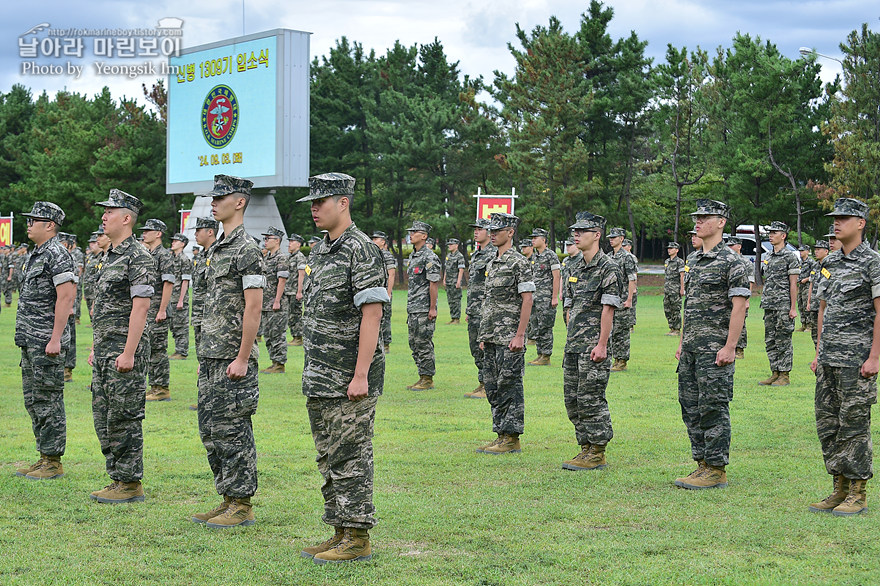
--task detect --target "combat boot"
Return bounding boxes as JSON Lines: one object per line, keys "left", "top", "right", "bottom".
{"left": 16, "top": 454, "right": 46, "bottom": 477}
{"left": 289, "top": 337, "right": 303, "bottom": 346}
{"left": 383, "top": 344, "right": 390, "bottom": 353}
{"left": 771, "top": 371, "right": 790, "bottom": 386}
{"left": 169, "top": 353, "right": 187, "bottom": 360}
{"left": 409, "top": 375, "right": 434, "bottom": 391}
{"left": 674, "top": 460, "right": 707, "bottom": 488}
{"left": 610, "top": 359, "right": 627, "bottom": 372}
{"left": 832, "top": 478, "right": 868, "bottom": 516}
{"left": 64, "top": 368, "right": 73, "bottom": 382}
{"left": 313, "top": 528, "right": 372, "bottom": 564}
{"left": 25, "top": 455, "right": 63, "bottom": 480}
{"left": 665, "top": 329, "right": 679, "bottom": 336}
{"left": 206, "top": 497, "right": 255, "bottom": 528}
{"left": 464, "top": 383, "right": 486, "bottom": 399}
{"left": 528, "top": 354, "right": 551, "bottom": 366}
{"left": 446, "top": 318, "right": 460, "bottom": 325}
{"left": 758, "top": 371, "right": 779, "bottom": 385}
{"left": 192, "top": 495, "right": 232, "bottom": 524}
{"left": 476, "top": 435, "right": 501, "bottom": 453}
{"left": 147, "top": 386, "right": 171, "bottom": 401}
{"left": 527, "top": 338, "right": 536, "bottom": 346}
{"left": 481, "top": 434, "right": 521, "bottom": 455}
{"left": 676, "top": 464, "right": 727, "bottom": 490}
{"left": 301, "top": 527, "right": 344, "bottom": 558}
{"left": 91, "top": 480, "right": 145, "bottom": 503}
{"left": 735, "top": 348, "right": 745, "bottom": 359}
{"left": 260, "top": 362, "right": 285, "bottom": 374}
{"left": 809, "top": 475, "right": 850, "bottom": 513}
{"left": 563, "top": 444, "right": 606, "bottom": 471}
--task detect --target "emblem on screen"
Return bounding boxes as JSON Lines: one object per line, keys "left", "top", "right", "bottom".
{"left": 201, "top": 84, "right": 239, "bottom": 148}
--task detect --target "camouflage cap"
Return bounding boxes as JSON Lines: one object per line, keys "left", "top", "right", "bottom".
{"left": 427, "top": 237, "right": 436, "bottom": 246}
{"left": 607, "top": 227, "right": 626, "bottom": 238}
{"left": 296, "top": 172, "right": 356, "bottom": 202}
{"left": 726, "top": 236, "right": 742, "bottom": 246}
{"left": 192, "top": 246, "right": 201, "bottom": 253}
{"left": 687, "top": 229, "right": 697, "bottom": 235}
{"left": 136, "top": 234, "right": 144, "bottom": 241}
{"left": 18, "top": 244, "right": 28, "bottom": 250}
{"left": 623, "top": 238, "right": 633, "bottom": 247}
{"left": 288, "top": 232, "right": 305, "bottom": 244}
{"left": 690, "top": 199, "right": 730, "bottom": 219}
{"left": 171, "top": 232, "right": 189, "bottom": 244}
{"left": 569, "top": 211, "right": 606, "bottom": 231}
{"left": 530, "top": 228, "right": 549, "bottom": 239}
{"left": 469, "top": 218, "right": 492, "bottom": 230}
{"left": 308, "top": 235, "right": 322, "bottom": 245}
{"left": 798, "top": 244, "right": 810, "bottom": 251}
{"left": 195, "top": 217, "right": 219, "bottom": 231}
{"left": 57, "top": 232, "right": 71, "bottom": 243}
{"left": 22, "top": 201, "right": 65, "bottom": 226}
{"left": 825, "top": 225, "right": 836, "bottom": 238}
{"left": 487, "top": 212, "right": 520, "bottom": 231}
{"left": 814, "top": 240, "right": 830, "bottom": 249}
{"left": 406, "top": 220, "right": 432, "bottom": 234}
{"left": 140, "top": 218, "right": 167, "bottom": 232}
{"left": 826, "top": 197, "right": 868, "bottom": 219}
{"left": 95, "top": 225, "right": 105, "bottom": 235}
{"left": 68, "top": 233, "right": 77, "bottom": 243}
{"left": 261, "top": 226, "right": 285, "bottom": 239}
{"left": 88, "top": 233, "right": 98, "bottom": 243}
{"left": 96, "top": 188, "right": 143, "bottom": 215}
{"left": 371, "top": 230, "right": 388, "bottom": 240}
{"left": 564, "top": 239, "right": 575, "bottom": 246}
{"left": 667, "top": 241, "right": 681, "bottom": 249}
{"left": 447, "top": 238, "right": 460, "bottom": 245}
{"left": 206, "top": 174, "right": 253, "bottom": 198}
{"left": 768, "top": 221, "right": 790, "bottom": 234}
{"left": 519, "top": 238, "right": 533, "bottom": 248}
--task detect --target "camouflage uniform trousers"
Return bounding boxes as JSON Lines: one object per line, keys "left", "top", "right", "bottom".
{"left": 563, "top": 352, "right": 613, "bottom": 446}
{"left": 407, "top": 312, "right": 436, "bottom": 376}
{"left": 91, "top": 354, "right": 147, "bottom": 482}
{"left": 381, "top": 300, "right": 392, "bottom": 346}
{"left": 3, "top": 277, "right": 13, "bottom": 304}
{"left": 287, "top": 294, "right": 303, "bottom": 339}
{"left": 167, "top": 303, "right": 190, "bottom": 357}
{"left": 75, "top": 278, "right": 83, "bottom": 320}
{"left": 83, "top": 294, "right": 94, "bottom": 320}
{"left": 197, "top": 357, "right": 259, "bottom": 498}
{"left": 64, "top": 315, "right": 76, "bottom": 370}
{"left": 611, "top": 308, "right": 632, "bottom": 361}
{"left": 482, "top": 342, "right": 525, "bottom": 435}
{"left": 147, "top": 318, "right": 170, "bottom": 387}
{"left": 663, "top": 292, "right": 682, "bottom": 331}
{"left": 446, "top": 284, "right": 462, "bottom": 320}
{"left": 736, "top": 308, "right": 749, "bottom": 351}
{"left": 531, "top": 297, "right": 557, "bottom": 356}
{"left": 809, "top": 312, "right": 820, "bottom": 347}
{"left": 797, "top": 283, "right": 812, "bottom": 327}
{"left": 763, "top": 309, "right": 795, "bottom": 372}
{"left": 262, "top": 307, "right": 288, "bottom": 364}
{"left": 306, "top": 395, "right": 378, "bottom": 529}
{"left": 677, "top": 350, "right": 733, "bottom": 466}
{"left": 468, "top": 315, "right": 485, "bottom": 383}
{"left": 815, "top": 364, "right": 877, "bottom": 480}
{"left": 21, "top": 346, "right": 67, "bottom": 456}
{"left": 630, "top": 293, "right": 638, "bottom": 328}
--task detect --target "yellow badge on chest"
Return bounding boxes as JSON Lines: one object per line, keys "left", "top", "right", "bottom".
{"left": 821, "top": 267, "right": 831, "bottom": 279}
{"left": 569, "top": 276, "right": 578, "bottom": 283}
{"left": 206, "top": 259, "right": 210, "bottom": 266}
{"left": 305, "top": 265, "right": 312, "bottom": 275}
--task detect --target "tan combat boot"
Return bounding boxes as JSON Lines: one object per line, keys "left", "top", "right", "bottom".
{"left": 758, "top": 371, "right": 779, "bottom": 385}
{"left": 313, "top": 528, "right": 372, "bottom": 564}
{"left": 446, "top": 318, "right": 460, "bottom": 325}
{"left": 169, "top": 353, "right": 187, "bottom": 360}
{"left": 91, "top": 480, "right": 145, "bottom": 503}
{"left": 409, "top": 375, "right": 434, "bottom": 391}
{"left": 809, "top": 475, "right": 850, "bottom": 513}
{"left": 832, "top": 478, "right": 868, "bottom": 516}
{"left": 528, "top": 354, "right": 551, "bottom": 366}
{"left": 482, "top": 434, "right": 521, "bottom": 455}
{"left": 676, "top": 464, "right": 727, "bottom": 490}
{"left": 476, "top": 435, "right": 501, "bottom": 453}
{"left": 63, "top": 368, "right": 73, "bottom": 382}
{"left": 25, "top": 455, "right": 63, "bottom": 480}
{"left": 562, "top": 445, "right": 590, "bottom": 470}
{"left": 665, "top": 329, "right": 678, "bottom": 336}
{"left": 301, "top": 527, "right": 344, "bottom": 558}
{"left": 147, "top": 386, "right": 171, "bottom": 401}
{"left": 260, "top": 362, "right": 285, "bottom": 374}
{"left": 289, "top": 337, "right": 303, "bottom": 346}
{"left": 464, "top": 383, "right": 486, "bottom": 399}
{"left": 771, "top": 371, "right": 790, "bottom": 386}
{"left": 383, "top": 344, "right": 390, "bottom": 353}
{"left": 563, "top": 444, "right": 607, "bottom": 471}
{"left": 16, "top": 454, "right": 46, "bottom": 477}
{"left": 191, "top": 495, "right": 232, "bottom": 524}
{"left": 206, "top": 497, "right": 255, "bottom": 528}
{"left": 527, "top": 338, "right": 536, "bottom": 346}
{"left": 735, "top": 348, "right": 745, "bottom": 359}
{"left": 674, "top": 460, "right": 707, "bottom": 488}
{"left": 610, "top": 359, "right": 628, "bottom": 372}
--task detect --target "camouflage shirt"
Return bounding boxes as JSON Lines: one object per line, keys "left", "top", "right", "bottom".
{"left": 759, "top": 248, "right": 800, "bottom": 310}
{"left": 82, "top": 251, "right": 102, "bottom": 299}
{"left": 14, "top": 235, "right": 76, "bottom": 349}
{"left": 466, "top": 243, "right": 497, "bottom": 316}
{"left": 191, "top": 241, "right": 216, "bottom": 327}
{"left": 381, "top": 249, "right": 396, "bottom": 282}
{"left": 91, "top": 235, "right": 155, "bottom": 358}
{"left": 406, "top": 245, "right": 441, "bottom": 313}
{"left": 284, "top": 250, "right": 307, "bottom": 295}
{"left": 799, "top": 257, "right": 816, "bottom": 284}
{"left": 70, "top": 247, "right": 84, "bottom": 280}
{"left": 817, "top": 241, "right": 880, "bottom": 367}
{"left": 610, "top": 248, "right": 638, "bottom": 284}
{"left": 262, "top": 249, "right": 290, "bottom": 310}
{"left": 171, "top": 250, "right": 191, "bottom": 300}
{"left": 808, "top": 257, "right": 826, "bottom": 313}
{"left": 560, "top": 252, "right": 582, "bottom": 302}
{"left": 530, "top": 248, "right": 561, "bottom": 301}
{"left": 444, "top": 250, "right": 466, "bottom": 286}
{"left": 681, "top": 241, "right": 751, "bottom": 353}
{"left": 301, "top": 223, "right": 390, "bottom": 398}
{"left": 664, "top": 256, "right": 686, "bottom": 295}
{"left": 563, "top": 249, "right": 624, "bottom": 354}
{"left": 478, "top": 248, "right": 536, "bottom": 345}
{"left": 199, "top": 224, "right": 266, "bottom": 361}
{"left": 148, "top": 245, "right": 176, "bottom": 315}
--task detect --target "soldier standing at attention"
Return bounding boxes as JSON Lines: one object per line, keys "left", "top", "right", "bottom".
{"left": 259, "top": 226, "right": 290, "bottom": 374}
{"left": 809, "top": 198, "right": 880, "bottom": 516}
{"left": 758, "top": 222, "right": 800, "bottom": 387}
{"left": 476, "top": 212, "right": 534, "bottom": 455}
{"left": 675, "top": 199, "right": 749, "bottom": 490}
{"left": 622, "top": 238, "right": 639, "bottom": 330}
{"left": 443, "top": 238, "right": 466, "bottom": 325}
{"left": 140, "top": 219, "right": 175, "bottom": 401}
{"left": 560, "top": 212, "right": 623, "bottom": 471}
{"left": 560, "top": 240, "right": 580, "bottom": 325}
{"left": 15, "top": 202, "right": 76, "bottom": 480}
{"left": 296, "top": 173, "right": 388, "bottom": 564}
{"left": 663, "top": 242, "right": 685, "bottom": 336}
{"left": 371, "top": 231, "right": 396, "bottom": 352}
{"left": 463, "top": 219, "right": 496, "bottom": 399}
{"left": 725, "top": 237, "right": 755, "bottom": 360}
{"left": 88, "top": 189, "right": 154, "bottom": 503}
{"left": 189, "top": 217, "right": 218, "bottom": 412}
{"left": 797, "top": 245, "right": 815, "bottom": 332}
{"left": 82, "top": 231, "right": 102, "bottom": 320}
{"left": 527, "top": 228, "right": 561, "bottom": 367}
{"left": 192, "top": 174, "right": 264, "bottom": 528}
{"left": 168, "top": 233, "right": 192, "bottom": 360}
{"left": 806, "top": 240, "right": 829, "bottom": 347}
{"left": 608, "top": 228, "right": 637, "bottom": 372}
{"left": 286, "top": 234, "right": 307, "bottom": 347}
{"left": 57, "top": 234, "right": 80, "bottom": 383}
{"left": 405, "top": 221, "right": 440, "bottom": 391}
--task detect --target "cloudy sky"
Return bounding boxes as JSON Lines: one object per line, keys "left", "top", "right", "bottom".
{"left": 4, "top": 0, "right": 876, "bottom": 106}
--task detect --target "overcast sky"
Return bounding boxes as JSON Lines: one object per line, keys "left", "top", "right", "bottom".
{"left": 4, "top": 0, "right": 876, "bottom": 106}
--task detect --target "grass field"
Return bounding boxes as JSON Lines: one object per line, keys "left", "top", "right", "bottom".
{"left": 2, "top": 289, "right": 880, "bottom": 585}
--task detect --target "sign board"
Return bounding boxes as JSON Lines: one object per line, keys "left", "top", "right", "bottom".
{"left": 166, "top": 29, "right": 311, "bottom": 194}
{"left": 474, "top": 188, "right": 518, "bottom": 220}
{"left": 0, "top": 216, "right": 11, "bottom": 246}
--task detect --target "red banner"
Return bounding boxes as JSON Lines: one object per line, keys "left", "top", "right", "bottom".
{"left": 180, "top": 210, "right": 191, "bottom": 233}
{"left": 476, "top": 197, "right": 515, "bottom": 220}
{"left": 0, "top": 216, "right": 12, "bottom": 246}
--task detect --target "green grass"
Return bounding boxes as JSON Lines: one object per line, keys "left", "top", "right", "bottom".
{"left": 2, "top": 291, "right": 880, "bottom": 584}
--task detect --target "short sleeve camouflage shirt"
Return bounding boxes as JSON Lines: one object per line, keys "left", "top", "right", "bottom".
{"left": 478, "top": 248, "right": 536, "bottom": 345}
{"left": 531, "top": 248, "right": 561, "bottom": 300}
{"left": 759, "top": 248, "right": 800, "bottom": 310}
{"left": 407, "top": 245, "right": 441, "bottom": 313}
{"left": 563, "top": 249, "right": 623, "bottom": 354}
{"left": 466, "top": 243, "right": 496, "bottom": 316}
{"left": 262, "top": 249, "right": 290, "bottom": 310}
{"left": 444, "top": 250, "right": 466, "bottom": 285}
{"left": 15, "top": 236, "right": 76, "bottom": 349}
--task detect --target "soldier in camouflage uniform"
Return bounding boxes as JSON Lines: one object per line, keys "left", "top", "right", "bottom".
{"left": 168, "top": 233, "right": 191, "bottom": 360}
{"left": 608, "top": 228, "right": 637, "bottom": 371}
{"left": 67, "top": 234, "right": 84, "bottom": 323}
{"left": 622, "top": 238, "right": 639, "bottom": 329}
{"left": 725, "top": 237, "right": 755, "bottom": 360}
{"left": 56, "top": 234, "right": 80, "bottom": 382}
{"left": 141, "top": 219, "right": 175, "bottom": 401}
{"left": 82, "top": 231, "right": 102, "bottom": 319}
{"left": 443, "top": 238, "right": 466, "bottom": 324}
{"left": 560, "top": 211, "right": 623, "bottom": 471}
{"left": 286, "top": 233, "right": 307, "bottom": 346}
{"left": 758, "top": 221, "right": 800, "bottom": 386}
{"left": 663, "top": 242, "right": 685, "bottom": 335}
{"left": 806, "top": 239, "right": 830, "bottom": 347}
{"left": 463, "top": 219, "right": 496, "bottom": 399}
{"left": 808, "top": 198, "right": 880, "bottom": 516}
{"left": 476, "top": 213, "right": 535, "bottom": 455}
{"left": 259, "top": 226, "right": 290, "bottom": 374}
{"left": 88, "top": 189, "right": 154, "bottom": 504}
{"left": 527, "top": 228, "right": 560, "bottom": 366}
{"left": 192, "top": 174, "right": 265, "bottom": 529}
{"left": 797, "top": 245, "right": 815, "bottom": 332}
{"left": 10, "top": 245, "right": 27, "bottom": 298}
{"left": 296, "top": 172, "right": 389, "bottom": 564}
{"left": 372, "top": 231, "right": 396, "bottom": 352}
{"left": 560, "top": 240, "right": 580, "bottom": 325}
{"left": 405, "top": 220, "right": 441, "bottom": 391}
{"left": 674, "top": 200, "right": 749, "bottom": 490}
{"left": 188, "top": 217, "right": 218, "bottom": 411}
{"left": 15, "top": 202, "right": 77, "bottom": 480}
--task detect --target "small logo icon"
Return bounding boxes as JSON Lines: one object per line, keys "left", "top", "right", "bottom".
{"left": 201, "top": 85, "right": 239, "bottom": 148}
